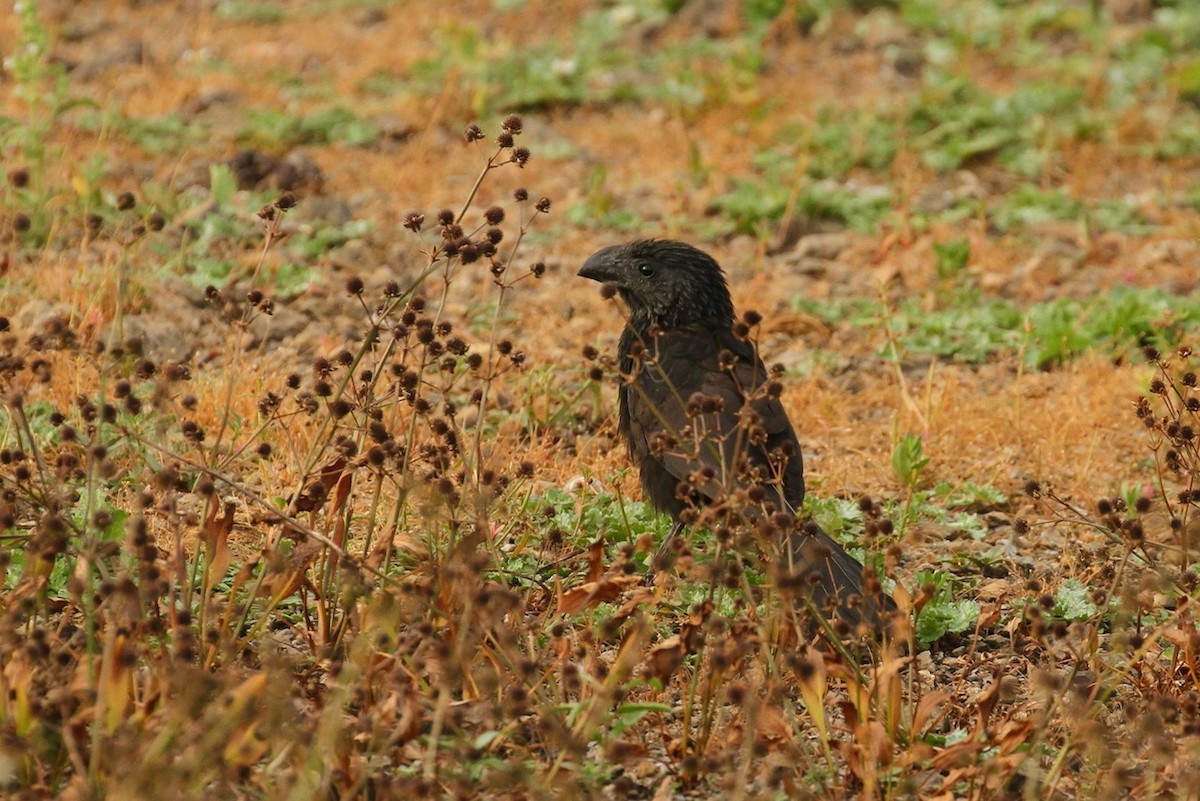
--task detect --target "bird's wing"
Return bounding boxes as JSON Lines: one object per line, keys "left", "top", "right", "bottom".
{"left": 624, "top": 326, "right": 805, "bottom": 509}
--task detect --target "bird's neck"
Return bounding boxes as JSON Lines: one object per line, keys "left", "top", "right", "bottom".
{"left": 618, "top": 306, "right": 733, "bottom": 373}
{"left": 622, "top": 298, "right": 734, "bottom": 338}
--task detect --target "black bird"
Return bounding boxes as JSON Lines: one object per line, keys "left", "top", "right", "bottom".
{"left": 579, "top": 239, "right": 889, "bottom": 628}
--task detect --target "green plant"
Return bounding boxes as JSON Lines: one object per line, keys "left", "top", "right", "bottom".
{"left": 565, "top": 165, "right": 642, "bottom": 231}
{"left": 238, "top": 105, "right": 379, "bottom": 149}
{"left": 2, "top": 0, "right": 97, "bottom": 245}
{"left": 214, "top": 0, "right": 286, "bottom": 23}
{"left": 794, "top": 287, "right": 1200, "bottom": 369}
{"left": 932, "top": 237, "right": 970, "bottom": 282}
{"left": 892, "top": 432, "right": 929, "bottom": 490}
{"left": 911, "top": 570, "right": 979, "bottom": 645}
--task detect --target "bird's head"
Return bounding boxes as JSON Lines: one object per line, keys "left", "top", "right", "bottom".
{"left": 578, "top": 239, "right": 734, "bottom": 330}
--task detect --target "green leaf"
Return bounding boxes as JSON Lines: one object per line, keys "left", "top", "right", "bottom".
{"left": 610, "top": 702, "right": 674, "bottom": 736}
{"left": 208, "top": 163, "right": 237, "bottom": 208}
{"left": 1053, "top": 579, "right": 1096, "bottom": 621}
{"left": 916, "top": 597, "right": 979, "bottom": 645}
{"left": 912, "top": 571, "right": 980, "bottom": 646}
{"left": 892, "top": 433, "right": 930, "bottom": 490}
{"left": 472, "top": 731, "right": 503, "bottom": 750}
{"left": 932, "top": 238, "right": 970, "bottom": 281}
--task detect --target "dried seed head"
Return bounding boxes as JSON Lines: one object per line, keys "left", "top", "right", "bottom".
{"left": 403, "top": 211, "right": 424, "bottom": 232}
{"left": 501, "top": 114, "right": 523, "bottom": 134}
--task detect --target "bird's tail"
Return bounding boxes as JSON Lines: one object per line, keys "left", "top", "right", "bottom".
{"left": 784, "top": 523, "right": 896, "bottom": 632}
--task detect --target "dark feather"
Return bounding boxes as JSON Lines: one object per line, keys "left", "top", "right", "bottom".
{"left": 580, "top": 239, "right": 892, "bottom": 629}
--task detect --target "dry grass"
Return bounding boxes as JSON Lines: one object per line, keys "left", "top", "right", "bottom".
{"left": 3, "top": 1, "right": 1200, "bottom": 799}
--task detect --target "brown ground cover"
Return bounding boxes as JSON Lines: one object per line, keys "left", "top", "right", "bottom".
{"left": 2, "top": 1, "right": 1200, "bottom": 798}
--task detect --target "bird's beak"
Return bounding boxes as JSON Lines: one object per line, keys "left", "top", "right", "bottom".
{"left": 578, "top": 247, "right": 623, "bottom": 286}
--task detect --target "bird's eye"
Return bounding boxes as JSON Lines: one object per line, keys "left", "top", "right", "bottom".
{"left": 638, "top": 263, "right": 654, "bottom": 277}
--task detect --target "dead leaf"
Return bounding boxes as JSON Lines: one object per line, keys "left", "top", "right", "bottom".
{"left": 585, "top": 535, "right": 605, "bottom": 583}
{"left": 975, "top": 671, "right": 1002, "bottom": 729}
{"left": 292, "top": 456, "right": 349, "bottom": 513}
{"left": 793, "top": 646, "right": 829, "bottom": 742}
{"left": 202, "top": 499, "right": 235, "bottom": 585}
{"left": 912, "top": 690, "right": 951, "bottom": 736}
{"left": 557, "top": 574, "right": 640, "bottom": 616}
{"left": 646, "top": 635, "right": 686, "bottom": 685}
{"left": 752, "top": 702, "right": 796, "bottom": 748}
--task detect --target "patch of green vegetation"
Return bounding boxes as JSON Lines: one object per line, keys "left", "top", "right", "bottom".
{"left": 712, "top": 174, "right": 892, "bottom": 236}
{"left": 214, "top": 0, "right": 286, "bottom": 23}
{"left": 932, "top": 237, "right": 970, "bottom": 281}
{"left": 806, "top": 490, "right": 992, "bottom": 646}
{"left": 534, "top": 486, "right": 671, "bottom": 554}
{"left": 565, "top": 165, "right": 643, "bottom": 231}
{"left": 411, "top": 3, "right": 791, "bottom": 115}
{"left": 784, "top": 106, "right": 900, "bottom": 180}
{"left": 166, "top": 164, "right": 316, "bottom": 296}
{"left": 710, "top": 176, "right": 788, "bottom": 235}
{"left": 410, "top": 14, "right": 633, "bottom": 113}
{"left": 290, "top": 219, "right": 374, "bottom": 260}
{"left": 933, "top": 480, "right": 1008, "bottom": 511}
{"left": 357, "top": 70, "right": 407, "bottom": 98}
{"left": 269, "top": 69, "right": 337, "bottom": 102}
{"left": 238, "top": 106, "right": 378, "bottom": 150}
{"left": 892, "top": 296, "right": 1027, "bottom": 363}
{"left": 1144, "top": 108, "right": 1200, "bottom": 161}
{"left": 796, "top": 285, "right": 1200, "bottom": 369}
{"left": 908, "top": 77, "right": 1095, "bottom": 178}
{"left": 805, "top": 496, "right": 867, "bottom": 545}
{"left": 78, "top": 108, "right": 205, "bottom": 156}
{"left": 1053, "top": 578, "right": 1098, "bottom": 622}
{"left": 912, "top": 570, "right": 980, "bottom": 645}
{"left": 986, "top": 184, "right": 1151, "bottom": 234}
{"left": 1, "top": 2, "right": 98, "bottom": 246}
{"left": 892, "top": 432, "right": 930, "bottom": 491}
{"left": 739, "top": 0, "right": 1199, "bottom": 233}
